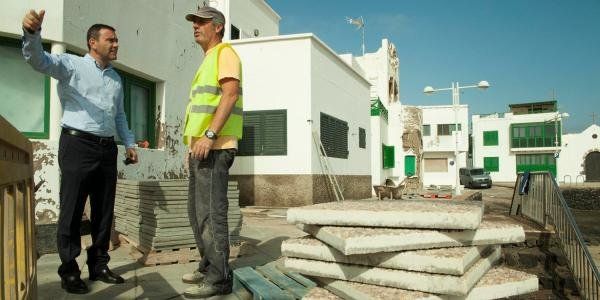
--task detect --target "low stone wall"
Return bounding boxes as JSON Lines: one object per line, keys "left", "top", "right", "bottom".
{"left": 230, "top": 175, "right": 372, "bottom": 207}
{"left": 562, "top": 187, "right": 600, "bottom": 210}
{"left": 502, "top": 237, "right": 580, "bottom": 298}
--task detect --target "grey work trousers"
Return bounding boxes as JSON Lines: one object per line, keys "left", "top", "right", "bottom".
{"left": 188, "top": 149, "right": 236, "bottom": 292}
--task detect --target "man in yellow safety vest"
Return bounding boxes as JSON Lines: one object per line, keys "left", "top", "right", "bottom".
{"left": 180, "top": 6, "right": 243, "bottom": 298}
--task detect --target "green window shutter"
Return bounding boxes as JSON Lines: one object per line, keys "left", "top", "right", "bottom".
{"left": 483, "top": 157, "right": 499, "bottom": 172}
{"left": 262, "top": 110, "right": 287, "bottom": 155}
{"left": 320, "top": 113, "right": 348, "bottom": 159}
{"left": 483, "top": 131, "right": 498, "bottom": 146}
{"left": 238, "top": 110, "right": 287, "bottom": 156}
{"left": 359, "top": 127, "right": 366, "bottom": 149}
{"left": 404, "top": 155, "right": 415, "bottom": 176}
{"left": 382, "top": 144, "right": 395, "bottom": 169}
{"left": 238, "top": 112, "right": 261, "bottom": 156}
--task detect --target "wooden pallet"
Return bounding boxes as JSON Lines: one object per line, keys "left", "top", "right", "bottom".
{"left": 119, "top": 234, "right": 249, "bottom": 266}
{"left": 233, "top": 262, "right": 316, "bottom": 300}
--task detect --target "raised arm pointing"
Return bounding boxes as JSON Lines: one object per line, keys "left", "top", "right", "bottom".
{"left": 22, "top": 9, "right": 45, "bottom": 33}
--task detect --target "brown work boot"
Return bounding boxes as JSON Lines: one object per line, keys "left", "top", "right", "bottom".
{"left": 181, "top": 270, "right": 206, "bottom": 284}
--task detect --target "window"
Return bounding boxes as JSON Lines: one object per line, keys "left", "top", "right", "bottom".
{"left": 231, "top": 25, "right": 240, "bottom": 40}
{"left": 382, "top": 144, "right": 395, "bottom": 169}
{"left": 0, "top": 37, "right": 50, "bottom": 139}
{"left": 358, "top": 127, "right": 366, "bottom": 149}
{"left": 437, "top": 123, "right": 461, "bottom": 136}
{"left": 483, "top": 157, "right": 499, "bottom": 172}
{"left": 117, "top": 70, "right": 156, "bottom": 148}
{"left": 424, "top": 158, "right": 448, "bottom": 172}
{"left": 238, "top": 110, "right": 287, "bottom": 156}
{"left": 510, "top": 122, "right": 561, "bottom": 148}
{"left": 320, "top": 113, "right": 348, "bottom": 159}
{"left": 483, "top": 131, "right": 498, "bottom": 146}
{"left": 422, "top": 124, "right": 430, "bottom": 136}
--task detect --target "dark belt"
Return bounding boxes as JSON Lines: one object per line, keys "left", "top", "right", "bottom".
{"left": 62, "top": 128, "right": 114, "bottom": 145}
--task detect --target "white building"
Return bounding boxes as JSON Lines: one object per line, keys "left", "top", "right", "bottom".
{"left": 472, "top": 101, "right": 564, "bottom": 182}
{"left": 228, "top": 33, "right": 372, "bottom": 206}
{"left": 420, "top": 105, "right": 469, "bottom": 187}
{"left": 559, "top": 124, "right": 600, "bottom": 183}
{"left": 339, "top": 39, "right": 401, "bottom": 190}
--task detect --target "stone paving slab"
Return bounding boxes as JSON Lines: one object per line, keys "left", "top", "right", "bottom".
{"left": 287, "top": 199, "right": 483, "bottom": 229}
{"left": 299, "top": 216, "right": 525, "bottom": 255}
{"left": 284, "top": 246, "right": 501, "bottom": 296}
{"left": 282, "top": 236, "right": 491, "bottom": 275}
{"left": 312, "top": 265, "right": 538, "bottom": 300}
{"left": 302, "top": 287, "right": 343, "bottom": 300}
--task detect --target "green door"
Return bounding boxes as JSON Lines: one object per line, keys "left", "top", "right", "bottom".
{"left": 516, "top": 153, "right": 556, "bottom": 176}
{"left": 405, "top": 155, "right": 416, "bottom": 176}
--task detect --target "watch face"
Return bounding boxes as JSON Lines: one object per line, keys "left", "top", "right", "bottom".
{"left": 205, "top": 130, "right": 216, "bottom": 139}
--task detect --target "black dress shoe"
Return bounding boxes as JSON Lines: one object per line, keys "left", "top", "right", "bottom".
{"left": 61, "top": 274, "right": 89, "bottom": 294}
{"left": 89, "top": 267, "right": 125, "bottom": 284}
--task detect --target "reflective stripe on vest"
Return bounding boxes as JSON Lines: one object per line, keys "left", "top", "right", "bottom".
{"left": 189, "top": 104, "right": 243, "bottom": 116}
{"left": 183, "top": 43, "right": 243, "bottom": 145}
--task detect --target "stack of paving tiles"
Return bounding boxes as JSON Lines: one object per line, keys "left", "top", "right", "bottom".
{"left": 114, "top": 179, "right": 242, "bottom": 264}
{"left": 282, "top": 199, "right": 539, "bottom": 299}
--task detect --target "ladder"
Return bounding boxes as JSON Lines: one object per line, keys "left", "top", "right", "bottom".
{"left": 311, "top": 130, "right": 344, "bottom": 201}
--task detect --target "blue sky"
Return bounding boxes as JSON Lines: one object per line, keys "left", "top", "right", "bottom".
{"left": 266, "top": 0, "right": 600, "bottom": 133}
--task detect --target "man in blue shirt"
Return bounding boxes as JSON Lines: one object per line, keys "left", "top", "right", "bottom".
{"left": 22, "top": 9, "right": 138, "bottom": 294}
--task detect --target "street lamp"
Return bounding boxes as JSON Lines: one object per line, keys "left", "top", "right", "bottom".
{"left": 544, "top": 112, "right": 569, "bottom": 156}
{"left": 423, "top": 81, "right": 490, "bottom": 196}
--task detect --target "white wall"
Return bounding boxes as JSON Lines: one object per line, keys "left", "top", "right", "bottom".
{"left": 222, "top": 0, "right": 279, "bottom": 40}
{"left": 310, "top": 36, "right": 371, "bottom": 176}
{"left": 559, "top": 124, "right": 600, "bottom": 183}
{"left": 421, "top": 105, "right": 469, "bottom": 153}
{"left": 229, "top": 35, "right": 312, "bottom": 175}
{"left": 420, "top": 105, "right": 468, "bottom": 188}
{"left": 352, "top": 39, "right": 401, "bottom": 185}
{"left": 370, "top": 116, "right": 387, "bottom": 184}
{"left": 472, "top": 113, "right": 512, "bottom": 181}
{"left": 227, "top": 34, "right": 370, "bottom": 176}
{"left": 422, "top": 152, "right": 467, "bottom": 187}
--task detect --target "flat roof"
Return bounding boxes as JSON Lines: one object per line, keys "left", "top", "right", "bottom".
{"left": 230, "top": 33, "right": 370, "bottom": 85}
{"left": 508, "top": 100, "right": 557, "bottom": 108}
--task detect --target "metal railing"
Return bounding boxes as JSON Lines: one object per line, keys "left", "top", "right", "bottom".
{"left": 510, "top": 172, "right": 599, "bottom": 299}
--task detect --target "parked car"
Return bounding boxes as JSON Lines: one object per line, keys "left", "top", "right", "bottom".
{"left": 459, "top": 167, "right": 492, "bottom": 188}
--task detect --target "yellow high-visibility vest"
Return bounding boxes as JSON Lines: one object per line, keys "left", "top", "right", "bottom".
{"left": 183, "top": 43, "right": 243, "bottom": 144}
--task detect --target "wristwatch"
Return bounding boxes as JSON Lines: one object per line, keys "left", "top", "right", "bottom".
{"left": 204, "top": 129, "right": 217, "bottom": 140}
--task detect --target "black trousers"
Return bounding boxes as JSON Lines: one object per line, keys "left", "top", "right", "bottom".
{"left": 57, "top": 132, "right": 118, "bottom": 277}
{"left": 188, "top": 149, "right": 236, "bottom": 293}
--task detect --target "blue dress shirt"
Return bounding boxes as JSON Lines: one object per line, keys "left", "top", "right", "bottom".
{"left": 22, "top": 30, "right": 135, "bottom": 148}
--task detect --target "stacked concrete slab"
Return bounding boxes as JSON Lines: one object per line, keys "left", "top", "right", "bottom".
{"left": 283, "top": 199, "right": 538, "bottom": 299}
{"left": 114, "top": 179, "right": 242, "bottom": 253}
